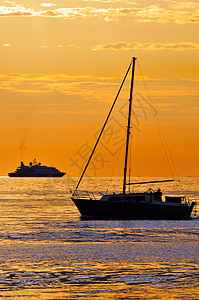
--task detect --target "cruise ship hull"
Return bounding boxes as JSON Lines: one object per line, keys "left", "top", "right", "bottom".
{"left": 8, "top": 173, "right": 65, "bottom": 177}
{"left": 71, "top": 198, "right": 195, "bottom": 220}
{"left": 8, "top": 160, "right": 66, "bottom": 177}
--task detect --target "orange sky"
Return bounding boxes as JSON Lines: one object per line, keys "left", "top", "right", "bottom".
{"left": 0, "top": 0, "right": 199, "bottom": 177}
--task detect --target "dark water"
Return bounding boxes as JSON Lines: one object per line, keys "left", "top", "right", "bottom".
{"left": 0, "top": 177, "right": 198, "bottom": 299}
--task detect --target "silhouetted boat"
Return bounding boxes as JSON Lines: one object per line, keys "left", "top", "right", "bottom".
{"left": 71, "top": 58, "right": 196, "bottom": 219}
{"left": 8, "top": 159, "right": 66, "bottom": 177}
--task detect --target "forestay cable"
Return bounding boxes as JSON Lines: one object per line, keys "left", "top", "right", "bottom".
{"left": 76, "top": 59, "right": 133, "bottom": 190}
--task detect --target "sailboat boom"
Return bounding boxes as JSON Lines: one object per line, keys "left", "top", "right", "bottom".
{"left": 126, "top": 179, "right": 174, "bottom": 185}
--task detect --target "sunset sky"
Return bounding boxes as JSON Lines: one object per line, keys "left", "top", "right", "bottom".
{"left": 0, "top": 0, "right": 199, "bottom": 177}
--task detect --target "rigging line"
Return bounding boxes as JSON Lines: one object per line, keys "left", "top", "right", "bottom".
{"left": 153, "top": 116, "right": 175, "bottom": 178}
{"left": 137, "top": 60, "right": 178, "bottom": 178}
{"left": 137, "top": 62, "right": 179, "bottom": 178}
{"left": 152, "top": 115, "right": 175, "bottom": 178}
{"left": 150, "top": 99, "right": 178, "bottom": 178}
{"left": 155, "top": 114, "right": 179, "bottom": 177}
{"left": 140, "top": 75, "right": 179, "bottom": 177}
{"left": 75, "top": 59, "right": 133, "bottom": 190}
{"left": 137, "top": 61, "right": 174, "bottom": 177}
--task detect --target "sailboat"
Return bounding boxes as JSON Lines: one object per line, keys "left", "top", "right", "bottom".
{"left": 71, "top": 57, "right": 196, "bottom": 220}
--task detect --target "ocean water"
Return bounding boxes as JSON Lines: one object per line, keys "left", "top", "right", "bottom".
{"left": 0, "top": 176, "right": 198, "bottom": 300}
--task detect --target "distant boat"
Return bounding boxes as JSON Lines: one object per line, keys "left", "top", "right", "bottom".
{"left": 8, "top": 159, "right": 66, "bottom": 177}
{"left": 71, "top": 57, "right": 196, "bottom": 220}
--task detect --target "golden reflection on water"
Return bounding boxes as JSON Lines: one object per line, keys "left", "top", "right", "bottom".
{"left": 0, "top": 261, "right": 198, "bottom": 299}
{"left": 0, "top": 177, "right": 198, "bottom": 299}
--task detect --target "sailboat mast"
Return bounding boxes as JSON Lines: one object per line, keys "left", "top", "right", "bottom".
{"left": 123, "top": 57, "right": 136, "bottom": 194}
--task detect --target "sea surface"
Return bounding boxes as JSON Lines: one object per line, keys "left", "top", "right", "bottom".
{"left": 0, "top": 176, "right": 198, "bottom": 300}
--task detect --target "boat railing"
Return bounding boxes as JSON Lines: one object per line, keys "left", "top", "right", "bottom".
{"left": 183, "top": 197, "right": 189, "bottom": 205}
{"left": 180, "top": 197, "right": 192, "bottom": 205}
{"left": 71, "top": 190, "right": 100, "bottom": 200}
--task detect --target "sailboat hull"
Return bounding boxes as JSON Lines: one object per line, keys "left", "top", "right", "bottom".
{"left": 71, "top": 198, "right": 195, "bottom": 220}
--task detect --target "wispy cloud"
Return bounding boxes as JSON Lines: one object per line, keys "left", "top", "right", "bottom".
{"left": 0, "top": 73, "right": 119, "bottom": 100}
{"left": 40, "top": 3, "right": 56, "bottom": 8}
{"left": 83, "top": 0, "right": 133, "bottom": 3}
{"left": 0, "top": 4, "right": 34, "bottom": 16}
{"left": 1, "top": 1, "right": 199, "bottom": 24}
{"left": 0, "top": 73, "right": 199, "bottom": 99}
{"left": 92, "top": 41, "right": 199, "bottom": 51}
{"left": 39, "top": 44, "right": 79, "bottom": 48}
{"left": 2, "top": 43, "right": 11, "bottom": 47}
{"left": 177, "top": 108, "right": 199, "bottom": 115}
{"left": 39, "top": 109, "right": 107, "bottom": 115}
{"left": 0, "top": 73, "right": 199, "bottom": 117}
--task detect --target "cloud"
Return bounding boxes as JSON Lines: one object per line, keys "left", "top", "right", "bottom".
{"left": 1, "top": 1, "right": 199, "bottom": 24}
{"left": 1, "top": 73, "right": 199, "bottom": 118}
{"left": 39, "top": 109, "right": 107, "bottom": 115}
{"left": 0, "top": 73, "right": 119, "bottom": 101}
{"left": 68, "top": 44, "right": 80, "bottom": 48}
{"left": 2, "top": 43, "right": 11, "bottom": 47}
{"left": 0, "top": 4, "right": 34, "bottom": 16}
{"left": 83, "top": 0, "right": 131, "bottom": 2}
{"left": 177, "top": 108, "right": 199, "bottom": 115}
{"left": 40, "top": 3, "right": 56, "bottom": 7}
{"left": 42, "top": 10, "right": 61, "bottom": 17}
{"left": 92, "top": 41, "right": 199, "bottom": 51}
{"left": 1, "top": 73, "right": 199, "bottom": 102}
